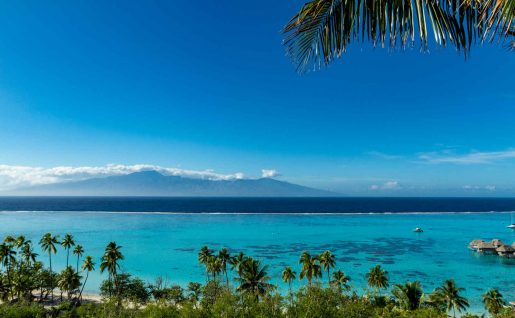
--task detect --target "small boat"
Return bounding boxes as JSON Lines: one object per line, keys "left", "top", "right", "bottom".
{"left": 413, "top": 227, "right": 424, "bottom": 233}
{"left": 508, "top": 213, "right": 515, "bottom": 229}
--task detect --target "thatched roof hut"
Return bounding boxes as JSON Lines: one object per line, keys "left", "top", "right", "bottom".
{"left": 496, "top": 244, "right": 515, "bottom": 256}
{"left": 492, "top": 239, "right": 505, "bottom": 248}
{"left": 468, "top": 239, "right": 484, "bottom": 249}
{"left": 476, "top": 241, "right": 496, "bottom": 253}
{"left": 496, "top": 245, "right": 515, "bottom": 253}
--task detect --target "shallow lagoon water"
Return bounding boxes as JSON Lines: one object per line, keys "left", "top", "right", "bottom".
{"left": 1, "top": 211, "right": 515, "bottom": 312}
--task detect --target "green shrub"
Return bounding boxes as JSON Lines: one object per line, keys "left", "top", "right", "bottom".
{"left": 0, "top": 303, "right": 46, "bottom": 318}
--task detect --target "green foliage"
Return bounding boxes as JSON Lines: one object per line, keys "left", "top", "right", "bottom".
{"left": 57, "top": 266, "right": 81, "bottom": 300}
{"left": 392, "top": 281, "right": 423, "bottom": 310}
{"left": 289, "top": 285, "right": 344, "bottom": 317}
{"left": 299, "top": 251, "right": 321, "bottom": 286}
{"left": 283, "top": 0, "right": 515, "bottom": 73}
{"left": 483, "top": 288, "right": 506, "bottom": 315}
{"left": 0, "top": 303, "right": 46, "bottom": 318}
{"left": 495, "top": 308, "right": 515, "bottom": 318}
{"left": 100, "top": 273, "right": 150, "bottom": 305}
{"left": 432, "top": 279, "right": 469, "bottom": 317}
{"left": 366, "top": 265, "right": 389, "bottom": 294}
{"left": 0, "top": 234, "right": 498, "bottom": 318}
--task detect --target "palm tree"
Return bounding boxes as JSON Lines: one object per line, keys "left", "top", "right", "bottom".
{"left": 0, "top": 242, "right": 16, "bottom": 299}
{"left": 281, "top": 266, "right": 297, "bottom": 296}
{"left": 15, "top": 236, "right": 30, "bottom": 249}
{"left": 100, "top": 242, "right": 124, "bottom": 298}
{"left": 319, "top": 250, "right": 335, "bottom": 285}
{"left": 57, "top": 266, "right": 81, "bottom": 300}
{"left": 366, "top": 265, "right": 389, "bottom": 295}
{"left": 206, "top": 255, "right": 222, "bottom": 280}
{"left": 39, "top": 233, "right": 59, "bottom": 299}
{"left": 187, "top": 282, "right": 202, "bottom": 302}
{"left": 299, "top": 251, "right": 321, "bottom": 286}
{"left": 218, "top": 248, "right": 231, "bottom": 287}
{"left": 73, "top": 245, "right": 84, "bottom": 273}
{"left": 482, "top": 288, "right": 505, "bottom": 315}
{"left": 235, "top": 257, "right": 273, "bottom": 300}
{"left": 61, "top": 234, "right": 75, "bottom": 268}
{"left": 331, "top": 270, "right": 350, "bottom": 294}
{"left": 198, "top": 246, "right": 213, "bottom": 281}
{"left": 78, "top": 256, "right": 95, "bottom": 302}
{"left": 392, "top": 281, "right": 424, "bottom": 310}
{"left": 434, "top": 279, "right": 469, "bottom": 318}
{"left": 283, "top": 0, "right": 515, "bottom": 73}
{"left": 229, "top": 251, "right": 247, "bottom": 276}
{"left": 21, "top": 243, "right": 38, "bottom": 266}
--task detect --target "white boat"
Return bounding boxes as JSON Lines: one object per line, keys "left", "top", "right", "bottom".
{"left": 413, "top": 227, "right": 423, "bottom": 233}
{"left": 508, "top": 213, "right": 515, "bottom": 229}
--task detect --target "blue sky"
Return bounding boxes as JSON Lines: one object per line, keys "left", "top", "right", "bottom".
{"left": 0, "top": 1, "right": 514, "bottom": 196}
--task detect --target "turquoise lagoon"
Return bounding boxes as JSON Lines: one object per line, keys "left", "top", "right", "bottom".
{"left": 1, "top": 211, "right": 514, "bottom": 312}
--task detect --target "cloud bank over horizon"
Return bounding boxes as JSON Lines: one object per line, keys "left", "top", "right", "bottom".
{"left": 0, "top": 164, "right": 249, "bottom": 191}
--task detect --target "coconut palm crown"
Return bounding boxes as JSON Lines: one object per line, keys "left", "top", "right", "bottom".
{"left": 482, "top": 288, "right": 505, "bottom": 315}
{"left": 366, "top": 264, "right": 389, "bottom": 294}
{"left": 433, "top": 279, "right": 469, "bottom": 318}
{"left": 284, "top": 0, "right": 515, "bottom": 72}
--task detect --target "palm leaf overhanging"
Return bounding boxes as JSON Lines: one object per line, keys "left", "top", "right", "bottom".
{"left": 284, "top": 0, "right": 515, "bottom": 72}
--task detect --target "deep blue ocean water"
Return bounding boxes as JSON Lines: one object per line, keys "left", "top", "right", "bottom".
{"left": 1, "top": 197, "right": 515, "bottom": 314}
{"left": 2, "top": 196, "right": 515, "bottom": 213}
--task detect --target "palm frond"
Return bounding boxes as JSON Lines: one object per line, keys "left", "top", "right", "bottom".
{"left": 284, "top": 0, "right": 514, "bottom": 72}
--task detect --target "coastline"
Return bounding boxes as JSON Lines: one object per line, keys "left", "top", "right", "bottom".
{"left": 1, "top": 210, "right": 515, "bottom": 215}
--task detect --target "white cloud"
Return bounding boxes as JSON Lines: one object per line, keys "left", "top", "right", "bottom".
{"left": 418, "top": 149, "right": 515, "bottom": 164}
{"left": 462, "top": 185, "right": 497, "bottom": 191}
{"left": 367, "top": 151, "right": 402, "bottom": 160}
{"left": 370, "top": 181, "right": 401, "bottom": 190}
{"left": 485, "top": 185, "right": 496, "bottom": 191}
{"left": 261, "top": 169, "right": 280, "bottom": 178}
{"left": 0, "top": 164, "right": 245, "bottom": 191}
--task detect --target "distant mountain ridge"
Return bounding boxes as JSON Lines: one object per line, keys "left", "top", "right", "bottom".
{"left": 3, "top": 170, "right": 339, "bottom": 197}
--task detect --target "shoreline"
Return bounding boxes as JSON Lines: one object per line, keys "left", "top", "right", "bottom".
{"left": 1, "top": 210, "right": 515, "bottom": 215}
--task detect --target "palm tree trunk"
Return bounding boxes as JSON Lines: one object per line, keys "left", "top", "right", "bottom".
{"left": 78, "top": 271, "right": 89, "bottom": 303}
{"left": 6, "top": 261, "right": 12, "bottom": 301}
{"left": 76, "top": 256, "right": 79, "bottom": 273}
{"left": 108, "top": 273, "right": 112, "bottom": 297}
{"left": 49, "top": 252, "right": 53, "bottom": 300}
{"left": 288, "top": 281, "right": 293, "bottom": 306}
{"left": 327, "top": 268, "right": 330, "bottom": 286}
{"left": 225, "top": 270, "right": 229, "bottom": 287}
{"left": 66, "top": 249, "right": 69, "bottom": 267}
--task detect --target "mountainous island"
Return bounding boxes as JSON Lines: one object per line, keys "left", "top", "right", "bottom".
{"left": 2, "top": 170, "right": 338, "bottom": 197}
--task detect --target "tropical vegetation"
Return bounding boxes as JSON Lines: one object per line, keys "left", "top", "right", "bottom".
{"left": 283, "top": 0, "right": 515, "bottom": 72}
{"left": 0, "top": 232, "right": 514, "bottom": 317}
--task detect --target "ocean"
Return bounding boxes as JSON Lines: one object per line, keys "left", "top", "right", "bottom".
{"left": 1, "top": 196, "right": 514, "bottom": 313}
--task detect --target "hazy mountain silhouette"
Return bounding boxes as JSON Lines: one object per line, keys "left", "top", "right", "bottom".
{"left": 4, "top": 170, "right": 339, "bottom": 196}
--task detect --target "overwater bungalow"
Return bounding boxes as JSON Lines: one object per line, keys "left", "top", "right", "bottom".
{"left": 468, "top": 239, "right": 484, "bottom": 250}
{"left": 496, "top": 244, "right": 515, "bottom": 257}
{"left": 476, "top": 241, "right": 497, "bottom": 254}
{"left": 492, "top": 239, "right": 505, "bottom": 248}
{"left": 469, "top": 239, "right": 515, "bottom": 257}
